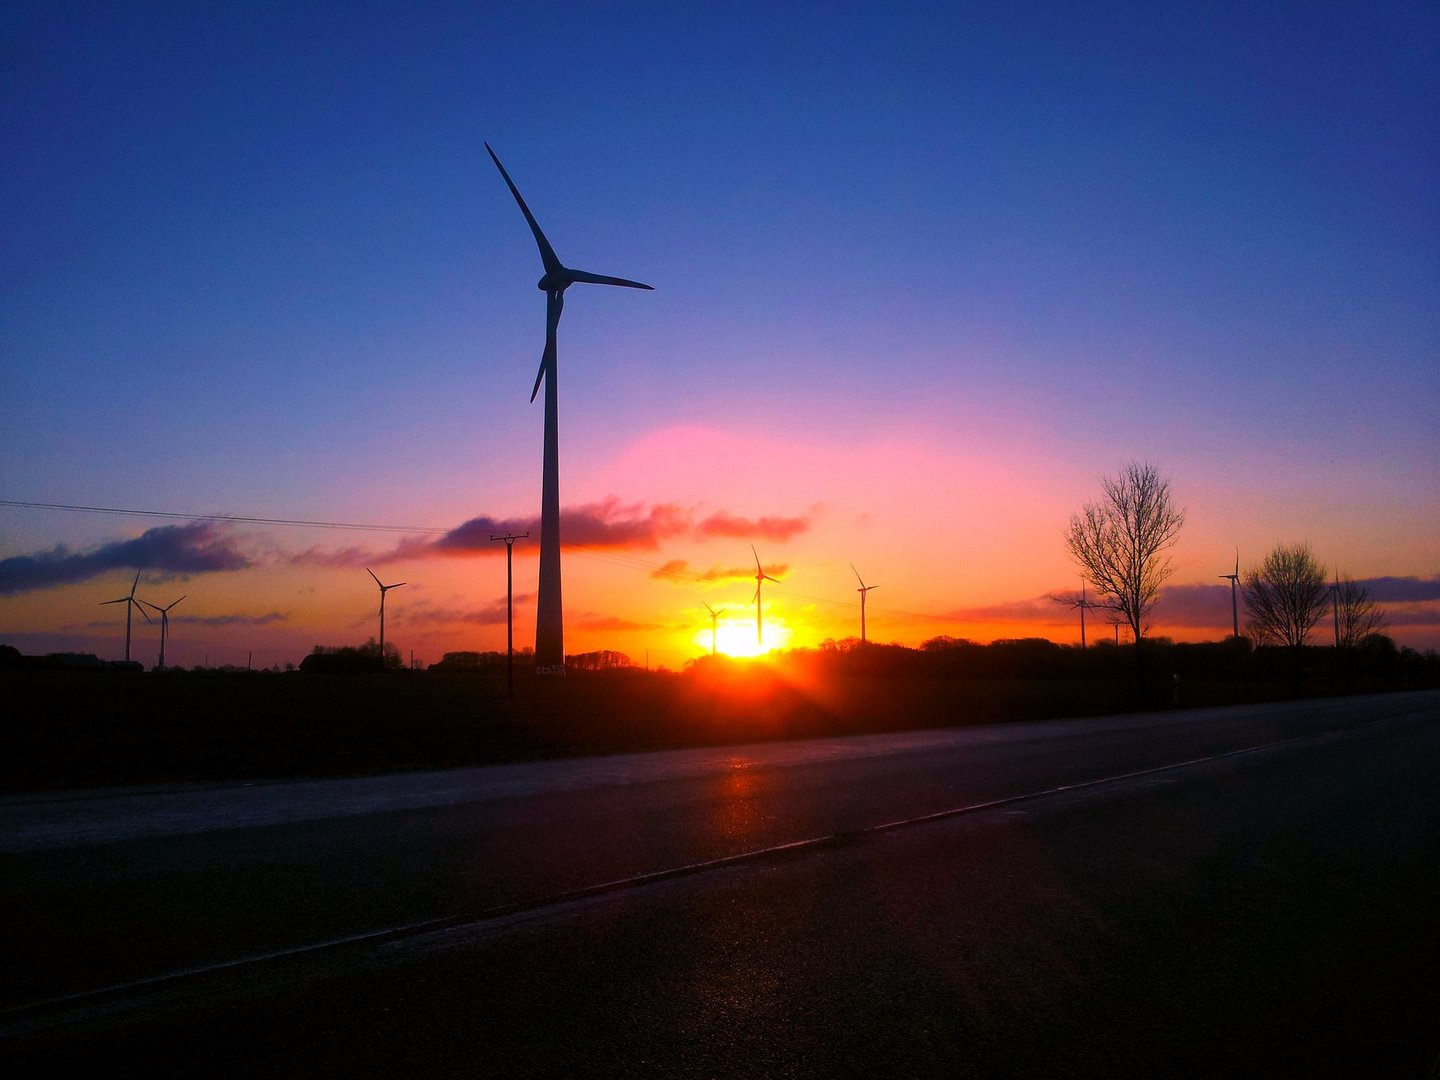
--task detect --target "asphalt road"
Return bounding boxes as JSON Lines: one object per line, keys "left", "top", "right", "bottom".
{"left": 3, "top": 692, "right": 1438, "bottom": 1077}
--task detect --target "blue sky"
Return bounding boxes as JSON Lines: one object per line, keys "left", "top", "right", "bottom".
{"left": 2, "top": 1, "right": 1436, "bottom": 666}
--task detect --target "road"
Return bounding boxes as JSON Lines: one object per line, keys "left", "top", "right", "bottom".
{"left": 3, "top": 692, "right": 1438, "bottom": 1077}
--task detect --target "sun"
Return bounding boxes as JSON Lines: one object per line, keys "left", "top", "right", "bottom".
{"left": 693, "top": 613, "right": 794, "bottom": 659}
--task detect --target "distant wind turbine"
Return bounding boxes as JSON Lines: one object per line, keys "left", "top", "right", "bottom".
{"left": 367, "top": 568, "right": 406, "bottom": 670}
{"left": 1051, "top": 581, "right": 1096, "bottom": 648}
{"left": 750, "top": 546, "right": 781, "bottom": 646}
{"left": 1219, "top": 548, "right": 1240, "bottom": 639}
{"left": 851, "top": 564, "right": 878, "bottom": 644}
{"left": 487, "top": 142, "right": 652, "bottom": 675}
{"left": 101, "top": 571, "right": 151, "bottom": 663}
{"left": 139, "top": 594, "right": 186, "bottom": 670}
{"left": 702, "top": 602, "right": 726, "bottom": 656}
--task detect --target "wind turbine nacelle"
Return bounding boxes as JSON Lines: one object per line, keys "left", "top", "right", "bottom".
{"left": 538, "top": 271, "right": 571, "bottom": 293}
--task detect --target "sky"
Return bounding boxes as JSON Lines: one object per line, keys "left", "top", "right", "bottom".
{"left": 2, "top": 1, "right": 1437, "bottom": 670}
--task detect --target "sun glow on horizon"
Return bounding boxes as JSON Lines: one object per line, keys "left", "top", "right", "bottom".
{"left": 692, "top": 612, "right": 795, "bottom": 659}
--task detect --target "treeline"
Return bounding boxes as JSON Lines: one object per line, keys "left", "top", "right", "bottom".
{"left": 735, "top": 633, "right": 1438, "bottom": 689}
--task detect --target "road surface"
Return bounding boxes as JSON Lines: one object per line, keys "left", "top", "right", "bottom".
{"left": 3, "top": 692, "right": 1438, "bottom": 1076}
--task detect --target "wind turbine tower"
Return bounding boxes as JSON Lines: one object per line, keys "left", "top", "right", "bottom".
{"left": 851, "top": 564, "right": 878, "bottom": 644}
{"left": 101, "top": 571, "right": 150, "bottom": 663}
{"left": 1219, "top": 549, "right": 1240, "bottom": 639}
{"left": 702, "top": 602, "right": 725, "bottom": 656}
{"left": 487, "top": 142, "right": 652, "bottom": 675}
{"left": 140, "top": 594, "right": 186, "bottom": 670}
{"left": 750, "top": 546, "right": 781, "bottom": 646}
{"left": 367, "top": 568, "right": 406, "bottom": 670}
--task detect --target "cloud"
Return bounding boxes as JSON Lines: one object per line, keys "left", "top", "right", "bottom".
{"left": 1358, "top": 575, "right": 1440, "bottom": 603}
{"left": 0, "top": 523, "right": 251, "bottom": 595}
{"left": 390, "top": 499, "right": 693, "bottom": 560}
{"left": 402, "top": 595, "right": 535, "bottom": 627}
{"left": 943, "top": 595, "right": 1074, "bottom": 627}
{"left": 1373, "top": 603, "right": 1440, "bottom": 628}
{"left": 650, "top": 559, "right": 788, "bottom": 585}
{"left": 697, "top": 510, "right": 812, "bottom": 542}
{"left": 174, "top": 612, "right": 290, "bottom": 627}
{"left": 290, "top": 545, "right": 380, "bottom": 569}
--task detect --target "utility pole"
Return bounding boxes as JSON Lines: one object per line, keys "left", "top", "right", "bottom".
{"left": 490, "top": 532, "right": 530, "bottom": 699}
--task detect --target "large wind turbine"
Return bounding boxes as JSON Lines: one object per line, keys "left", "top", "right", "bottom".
{"left": 140, "top": 594, "right": 186, "bottom": 670}
{"left": 367, "top": 568, "right": 406, "bottom": 670}
{"left": 1219, "top": 548, "right": 1240, "bottom": 639}
{"left": 101, "top": 571, "right": 150, "bottom": 663}
{"left": 487, "top": 142, "right": 653, "bottom": 674}
{"left": 750, "top": 546, "right": 781, "bottom": 646}
{"left": 851, "top": 564, "right": 878, "bottom": 644}
{"left": 702, "top": 601, "right": 725, "bottom": 656}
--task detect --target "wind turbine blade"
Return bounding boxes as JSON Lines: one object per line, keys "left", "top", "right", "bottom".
{"left": 172, "top": 595, "right": 187, "bottom": 610}
{"left": 764, "top": 573, "right": 780, "bottom": 584}
{"left": 129, "top": 570, "right": 141, "bottom": 597}
{"left": 703, "top": 602, "right": 715, "bottom": 617}
{"left": 751, "top": 587, "right": 759, "bottom": 605}
{"left": 367, "top": 568, "right": 382, "bottom": 587}
{"left": 393, "top": 582, "right": 407, "bottom": 589}
{"left": 751, "top": 545, "right": 762, "bottom": 572}
{"left": 566, "top": 268, "right": 653, "bottom": 290}
{"left": 135, "top": 601, "right": 152, "bottom": 623}
{"left": 485, "top": 143, "right": 563, "bottom": 275}
{"left": 102, "top": 598, "right": 126, "bottom": 606}
{"left": 851, "top": 563, "right": 864, "bottom": 588}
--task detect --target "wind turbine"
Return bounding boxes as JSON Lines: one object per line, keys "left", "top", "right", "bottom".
{"left": 139, "top": 594, "right": 186, "bottom": 670}
{"left": 487, "top": 142, "right": 653, "bottom": 675}
{"left": 367, "top": 568, "right": 406, "bottom": 670}
{"left": 1051, "top": 581, "right": 1095, "bottom": 648}
{"left": 1219, "top": 548, "right": 1240, "bottom": 639}
{"left": 101, "top": 571, "right": 151, "bottom": 663}
{"left": 851, "top": 564, "right": 878, "bottom": 644}
{"left": 702, "top": 602, "right": 726, "bottom": 656}
{"left": 751, "top": 546, "right": 781, "bottom": 646}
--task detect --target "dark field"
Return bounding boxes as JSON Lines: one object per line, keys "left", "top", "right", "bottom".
{"left": 7, "top": 648, "right": 1434, "bottom": 793}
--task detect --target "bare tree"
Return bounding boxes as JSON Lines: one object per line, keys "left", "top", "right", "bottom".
{"left": 1243, "top": 543, "right": 1328, "bottom": 650}
{"left": 1332, "top": 574, "right": 1385, "bottom": 649}
{"left": 1065, "top": 462, "right": 1185, "bottom": 677}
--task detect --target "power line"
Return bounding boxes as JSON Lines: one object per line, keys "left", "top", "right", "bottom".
{"left": 0, "top": 500, "right": 450, "bottom": 534}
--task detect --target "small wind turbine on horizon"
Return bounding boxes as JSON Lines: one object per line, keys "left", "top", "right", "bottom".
{"left": 367, "top": 568, "right": 406, "bottom": 670}
{"left": 101, "top": 570, "right": 150, "bottom": 663}
{"left": 1051, "top": 581, "right": 1096, "bottom": 648}
{"left": 851, "top": 564, "right": 878, "bottom": 644}
{"left": 702, "top": 601, "right": 726, "bottom": 656}
{"left": 750, "top": 546, "right": 781, "bottom": 646}
{"left": 1219, "top": 548, "right": 1240, "bottom": 639}
{"left": 487, "top": 142, "right": 652, "bottom": 675}
{"left": 139, "top": 594, "right": 186, "bottom": 670}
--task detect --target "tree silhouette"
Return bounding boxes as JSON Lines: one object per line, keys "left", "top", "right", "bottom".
{"left": 1064, "top": 461, "right": 1185, "bottom": 683}
{"left": 1243, "top": 543, "right": 1328, "bottom": 651}
{"left": 1332, "top": 574, "right": 1385, "bottom": 650}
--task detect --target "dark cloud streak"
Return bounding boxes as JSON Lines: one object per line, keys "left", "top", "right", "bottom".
{"left": 0, "top": 523, "right": 251, "bottom": 595}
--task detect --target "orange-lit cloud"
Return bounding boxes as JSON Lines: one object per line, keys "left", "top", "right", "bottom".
{"left": 650, "top": 560, "right": 791, "bottom": 586}
{"left": 697, "top": 510, "right": 811, "bottom": 542}
{"left": 400, "top": 595, "right": 536, "bottom": 627}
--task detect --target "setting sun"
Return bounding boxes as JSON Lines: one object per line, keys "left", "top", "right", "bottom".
{"left": 694, "top": 612, "right": 794, "bottom": 659}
